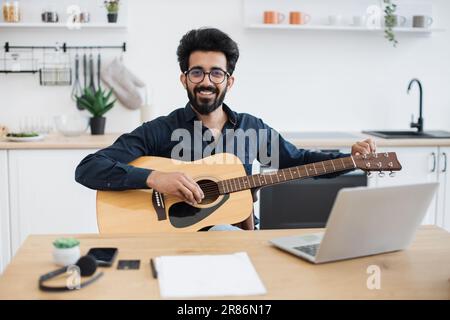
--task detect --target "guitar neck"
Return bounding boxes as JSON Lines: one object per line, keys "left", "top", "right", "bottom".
{"left": 217, "top": 156, "right": 356, "bottom": 194}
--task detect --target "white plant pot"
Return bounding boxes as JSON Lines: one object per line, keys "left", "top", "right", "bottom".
{"left": 52, "top": 246, "right": 81, "bottom": 267}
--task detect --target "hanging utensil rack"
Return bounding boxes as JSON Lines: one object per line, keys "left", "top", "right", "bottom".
{"left": 0, "top": 41, "right": 126, "bottom": 74}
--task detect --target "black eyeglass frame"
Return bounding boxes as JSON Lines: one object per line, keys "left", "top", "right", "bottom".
{"left": 184, "top": 67, "right": 231, "bottom": 84}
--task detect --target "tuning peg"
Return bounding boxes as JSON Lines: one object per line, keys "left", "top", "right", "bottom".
{"left": 389, "top": 171, "right": 396, "bottom": 178}
{"left": 378, "top": 171, "right": 385, "bottom": 178}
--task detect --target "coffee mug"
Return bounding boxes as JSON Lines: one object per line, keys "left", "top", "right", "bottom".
{"left": 41, "top": 11, "right": 59, "bottom": 23}
{"left": 289, "top": 11, "right": 311, "bottom": 25}
{"left": 413, "top": 15, "right": 433, "bottom": 28}
{"left": 328, "top": 14, "right": 343, "bottom": 26}
{"left": 72, "top": 12, "right": 90, "bottom": 23}
{"left": 386, "top": 15, "right": 407, "bottom": 27}
{"left": 351, "top": 15, "right": 367, "bottom": 27}
{"left": 263, "top": 11, "right": 285, "bottom": 24}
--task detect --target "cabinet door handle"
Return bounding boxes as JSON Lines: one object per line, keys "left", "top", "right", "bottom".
{"left": 442, "top": 152, "right": 447, "bottom": 173}
{"left": 431, "top": 152, "right": 436, "bottom": 172}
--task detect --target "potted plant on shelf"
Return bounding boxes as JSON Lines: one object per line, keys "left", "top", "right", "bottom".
{"left": 104, "top": 0, "right": 120, "bottom": 23}
{"left": 76, "top": 87, "right": 117, "bottom": 135}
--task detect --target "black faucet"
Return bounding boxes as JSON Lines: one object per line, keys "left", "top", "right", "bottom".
{"left": 407, "top": 78, "right": 424, "bottom": 133}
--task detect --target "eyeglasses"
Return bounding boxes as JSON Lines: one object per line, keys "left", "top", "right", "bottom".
{"left": 185, "top": 67, "right": 230, "bottom": 84}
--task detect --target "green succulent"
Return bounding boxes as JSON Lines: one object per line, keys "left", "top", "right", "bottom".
{"left": 76, "top": 87, "right": 117, "bottom": 118}
{"left": 53, "top": 238, "right": 80, "bottom": 249}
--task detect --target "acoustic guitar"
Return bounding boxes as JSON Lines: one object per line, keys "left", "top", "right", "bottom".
{"left": 97, "top": 152, "right": 402, "bottom": 233}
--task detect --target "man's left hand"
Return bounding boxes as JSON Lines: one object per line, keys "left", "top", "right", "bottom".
{"left": 351, "top": 138, "right": 377, "bottom": 156}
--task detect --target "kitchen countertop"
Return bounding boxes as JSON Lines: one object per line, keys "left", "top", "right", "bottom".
{"left": 281, "top": 131, "right": 450, "bottom": 148}
{"left": 0, "top": 133, "right": 121, "bottom": 150}
{"left": 0, "top": 131, "right": 450, "bottom": 150}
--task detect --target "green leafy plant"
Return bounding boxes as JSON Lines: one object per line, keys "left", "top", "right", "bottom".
{"left": 384, "top": 0, "right": 398, "bottom": 47}
{"left": 76, "top": 87, "right": 117, "bottom": 118}
{"left": 53, "top": 238, "right": 80, "bottom": 249}
{"left": 104, "top": 0, "right": 120, "bottom": 13}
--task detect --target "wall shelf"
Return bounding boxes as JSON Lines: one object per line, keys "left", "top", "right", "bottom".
{"left": 243, "top": 0, "right": 445, "bottom": 37}
{"left": 0, "top": 0, "right": 128, "bottom": 30}
{"left": 0, "top": 22, "right": 127, "bottom": 29}
{"left": 246, "top": 24, "right": 445, "bottom": 34}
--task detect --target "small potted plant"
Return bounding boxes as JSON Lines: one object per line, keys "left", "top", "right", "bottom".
{"left": 53, "top": 238, "right": 80, "bottom": 266}
{"left": 76, "top": 87, "right": 117, "bottom": 135}
{"left": 104, "top": 0, "right": 120, "bottom": 23}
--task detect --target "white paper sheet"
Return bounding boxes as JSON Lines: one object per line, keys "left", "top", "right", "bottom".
{"left": 155, "top": 252, "right": 267, "bottom": 298}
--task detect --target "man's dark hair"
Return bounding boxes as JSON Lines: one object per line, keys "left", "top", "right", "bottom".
{"left": 177, "top": 28, "right": 240, "bottom": 75}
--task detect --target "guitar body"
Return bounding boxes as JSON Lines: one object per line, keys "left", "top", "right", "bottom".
{"left": 96, "top": 150, "right": 402, "bottom": 234}
{"left": 96, "top": 153, "right": 253, "bottom": 233}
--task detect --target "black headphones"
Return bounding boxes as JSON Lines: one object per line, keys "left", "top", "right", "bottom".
{"left": 39, "top": 255, "right": 104, "bottom": 292}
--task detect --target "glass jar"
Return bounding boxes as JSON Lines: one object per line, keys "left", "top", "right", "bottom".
{"left": 2, "top": 1, "right": 10, "bottom": 21}
{"left": 11, "top": 0, "right": 20, "bottom": 22}
{"left": 3, "top": 0, "right": 20, "bottom": 22}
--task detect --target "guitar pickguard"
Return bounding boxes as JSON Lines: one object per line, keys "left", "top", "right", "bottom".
{"left": 168, "top": 194, "right": 230, "bottom": 229}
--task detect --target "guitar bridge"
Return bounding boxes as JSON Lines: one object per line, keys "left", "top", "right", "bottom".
{"left": 152, "top": 191, "right": 166, "bottom": 221}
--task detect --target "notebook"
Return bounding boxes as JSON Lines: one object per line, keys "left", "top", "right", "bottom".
{"left": 154, "top": 252, "right": 267, "bottom": 298}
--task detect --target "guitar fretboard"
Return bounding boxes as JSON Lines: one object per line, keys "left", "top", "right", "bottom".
{"left": 217, "top": 156, "right": 356, "bottom": 194}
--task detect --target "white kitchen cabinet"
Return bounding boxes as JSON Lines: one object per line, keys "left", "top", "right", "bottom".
{"left": 373, "top": 147, "right": 439, "bottom": 226}
{"left": 8, "top": 149, "right": 98, "bottom": 256}
{"left": 437, "top": 147, "right": 450, "bottom": 232}
{"left": 0, "top": 150, "right": 11, "bottom": 274}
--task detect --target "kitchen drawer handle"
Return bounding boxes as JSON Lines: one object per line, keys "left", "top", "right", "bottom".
{"left": 431, "top": 152, "right": 436, "bottom": 172}
{"left": 442, "top": 152, "right": 447, "bottom": 173}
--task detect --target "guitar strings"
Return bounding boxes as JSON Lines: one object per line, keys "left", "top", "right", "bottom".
{"left": 167, "top": 157, "right": 358, "bottom": 198}
{"left": 178, "top": 161, "right": 358, "bottom": 200}
{"left": 179, "top": 154, "right": 390, "bottom": 194}
{"left": 198, "top": 162, "right": 356, "bottom": 196}
{"left": 169, "top": 155, "right": 393, "bottom": 200}
{"left": 202, "top": 160, "right": 355, "bottom": 188}
{"left": 200, "top": 161, "right": 354, "bottom": 187}
{"left": 198, "top": 162, "right": 353, "bottom": 190}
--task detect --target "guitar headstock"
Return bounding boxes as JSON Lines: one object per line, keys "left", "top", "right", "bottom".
{"left": 353, "top": 152, "right": 402, "bottom": 175}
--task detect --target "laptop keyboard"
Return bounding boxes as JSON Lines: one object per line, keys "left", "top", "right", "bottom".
{"left": 294, "top": 243, "right": 320, "bottom": 257}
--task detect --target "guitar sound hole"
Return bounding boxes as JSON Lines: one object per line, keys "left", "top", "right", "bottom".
{"left": 197, "top": 179, "right": 219, "bottom": 204}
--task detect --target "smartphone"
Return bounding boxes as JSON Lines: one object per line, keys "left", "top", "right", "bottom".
{"left": 87, "top": 248, "right": 118, "bottom": 267}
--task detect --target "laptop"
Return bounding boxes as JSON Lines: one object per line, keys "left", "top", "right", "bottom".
{"left": 269, "top": 182, "right": 438, "bottom": 264}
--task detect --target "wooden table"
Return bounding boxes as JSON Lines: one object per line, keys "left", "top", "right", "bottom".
{"left": 0, "top": 226, "right": 449, "bottom": 299}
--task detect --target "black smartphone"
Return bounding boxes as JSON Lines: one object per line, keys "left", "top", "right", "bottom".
{"left": 87, "top": 248, "right": 118, "bottom": 267}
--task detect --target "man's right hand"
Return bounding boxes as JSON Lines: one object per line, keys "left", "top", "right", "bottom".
{"left": 146, "top": 171, "right": 204, "bottom": 206}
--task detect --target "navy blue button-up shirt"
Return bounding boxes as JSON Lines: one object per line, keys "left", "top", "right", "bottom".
{"left": 75, "top": 103, "right": 350, "bottom": 191}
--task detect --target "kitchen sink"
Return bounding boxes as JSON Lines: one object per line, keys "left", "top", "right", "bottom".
{"left": 363, "top": 130, "right": 450, "bottom": 139}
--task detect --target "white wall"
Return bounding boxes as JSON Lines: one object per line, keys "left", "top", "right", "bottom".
{"left": 1, "top": 0, "right": 449, "bottom": 134}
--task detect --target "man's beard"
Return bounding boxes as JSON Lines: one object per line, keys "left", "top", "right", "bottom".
{"left": 187, "top": 85, "right": 227, "bottom": 115}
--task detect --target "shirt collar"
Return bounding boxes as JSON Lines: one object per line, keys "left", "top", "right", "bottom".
{"left": 183, "top": 103, "right": 237, "bottom": 127}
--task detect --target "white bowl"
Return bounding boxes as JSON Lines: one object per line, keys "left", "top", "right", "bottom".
{"left": 54, "top": 115, "right": 89, "bottom": 137}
